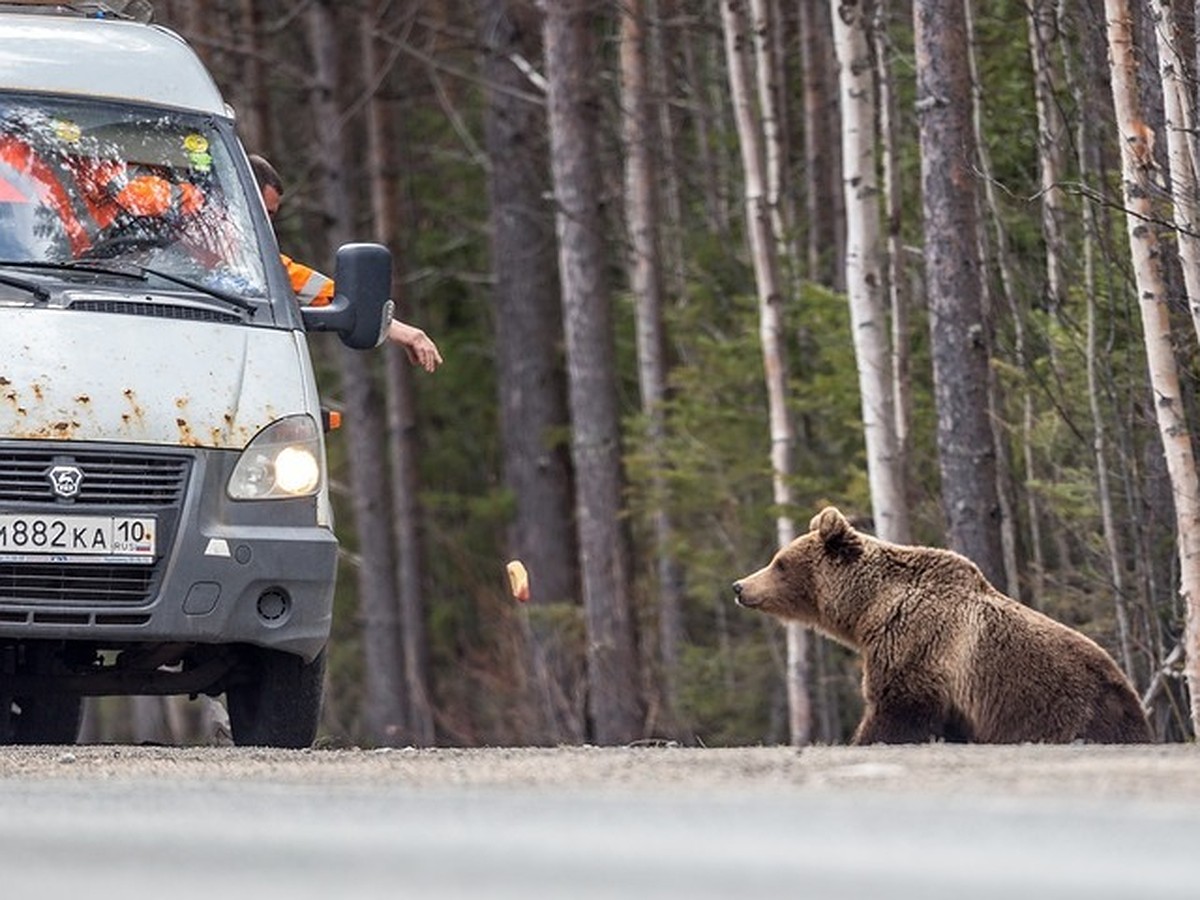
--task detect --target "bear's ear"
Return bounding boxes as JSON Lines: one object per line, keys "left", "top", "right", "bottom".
{"left": 811, "top": 507, "right": 864, "bottom": 562}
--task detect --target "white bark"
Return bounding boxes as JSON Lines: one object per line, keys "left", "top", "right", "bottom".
{"left": 831, "top": 0, "right": 909, "bottom": 545}
{"left": 1027, "top": 0, "right": 1068, "bottom": 314}
{"left": 719, "top": 0, "right": 809, "bottom": 746}
{"left": 872, "top": 0, "right": 911, "bottom": 485}
{"left": 1151, "top": 0, "right": 1200, "bottom": 343}
{"left": 1106, "top": 0, "right": 1200, "bottom": 733}
{"left": 748, "top": 0, "right": 796, "bottom": 281}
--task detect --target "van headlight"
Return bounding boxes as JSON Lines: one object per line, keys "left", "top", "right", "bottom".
{"left": 228, "top": 415, "right": 323, "bottom": 500}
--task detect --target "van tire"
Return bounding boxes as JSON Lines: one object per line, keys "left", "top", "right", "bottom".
{"left": 226, "top": 647, "right": 325, "bottom": 748}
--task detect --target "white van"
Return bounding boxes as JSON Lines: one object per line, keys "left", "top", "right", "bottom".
{"left": 0, "top": 3, "right": 392, "bottom": 745}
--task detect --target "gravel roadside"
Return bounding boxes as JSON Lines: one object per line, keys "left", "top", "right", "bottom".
{"left": 0, "top": 743, "right": 1196, "bottom": 802}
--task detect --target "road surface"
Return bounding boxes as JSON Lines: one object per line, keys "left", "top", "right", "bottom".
{"left": 0, "top": 743, "right": 1195, "bottom": 898}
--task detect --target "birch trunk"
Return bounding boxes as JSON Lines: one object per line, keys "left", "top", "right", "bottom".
{"left": 719, "top": 0, "right": 810, "bottom": 745}
{"left": 1027, "top": 0, "right": 1068, "bottom": 316}
{"left": 750, "top": 0, "right": 809, "bottom": 742}
{"left": 831, "top": 0, "right": 910, "bottom": 545}
{"left": 872, "top": 0, "right": 911, "bottom": 482}
{"left": 748, "top": 0, "right": 793, "bottom": 281}
{"left": 1106, "top": 0, "right": 1200, "bottom": 733}
{"left": 1151, "top": 0, "right": 1200, "bottom": 343}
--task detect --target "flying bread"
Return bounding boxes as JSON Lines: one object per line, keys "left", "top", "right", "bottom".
{"left": 506, "top": 560, "right": 530, "bottom": 602}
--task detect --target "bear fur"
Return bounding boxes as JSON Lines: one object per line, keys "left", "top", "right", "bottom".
{"left": 733, "top": 507, "right": 1151, "bottom": 744}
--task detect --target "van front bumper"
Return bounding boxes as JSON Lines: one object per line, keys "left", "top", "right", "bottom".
{"left": 0, "top": 442, "right": 337, "bottom": 663}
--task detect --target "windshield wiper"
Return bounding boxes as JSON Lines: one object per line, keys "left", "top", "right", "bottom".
{"left": 0, "top": 259, "right": 149, "bottom": 281}
{"left": 0, "top": 270, "right": 51, "bottom": 303}
{"left": 0, "top": 259, "right": 257, "bottom": 316}
{"left": 136, "top": 266, "right": 258, "bottom": 316}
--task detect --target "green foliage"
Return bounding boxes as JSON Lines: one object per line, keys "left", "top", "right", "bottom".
{"left": 152, "top": 0, "right": 1196, "bottom": 747}
{"left": 624, "top": 276, "right": 880, "bottom": 745}
{"left": 677, "top": 638, "right": 781, "bottom": 746}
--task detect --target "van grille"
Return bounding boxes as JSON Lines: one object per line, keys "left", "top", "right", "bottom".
{"left": 0, "top": 449, "right": 189, "bottom": 505}
{"left": 0, "top": 445, "right": 188, "bottom": 610}
{"left": 0, "top": 562, "right": 156, "bottom": 606}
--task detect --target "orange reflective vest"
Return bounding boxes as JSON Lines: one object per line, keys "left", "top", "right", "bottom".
{"left": 0, "top": 136, "right": 205, "bottom": 258}
{"left": 280, "top": 253, "right": 333, "bottom": 307}
{"left": 73, "top": 159, "right": 205, "bottom": 231}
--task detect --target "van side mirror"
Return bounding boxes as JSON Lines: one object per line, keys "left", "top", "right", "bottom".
{"left": 299, "top": 243, "right": 394, "bottom": 350}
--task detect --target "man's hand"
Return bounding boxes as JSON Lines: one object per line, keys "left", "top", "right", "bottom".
{"left": 388, "top": 320, "right": 443, "bottom": 372}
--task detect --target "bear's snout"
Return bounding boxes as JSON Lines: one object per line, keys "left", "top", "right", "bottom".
{"left": 732, "top": 580, "right": 757, "bottom": 608}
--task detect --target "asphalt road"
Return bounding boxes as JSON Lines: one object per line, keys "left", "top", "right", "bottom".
{"left": 0, "top": 744, "right": 1195, "bottom": 899}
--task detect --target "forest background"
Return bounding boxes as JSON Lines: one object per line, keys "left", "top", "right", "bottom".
{"left": 92, "top": 0, "right": 1200, "bottom": 748}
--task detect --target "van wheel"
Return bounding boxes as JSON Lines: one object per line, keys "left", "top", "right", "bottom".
{"left": 12, "top": 694, "right": 83, "bottom": 745}
{"left": 225, "top": 647, "right": 325, "bottom": 748}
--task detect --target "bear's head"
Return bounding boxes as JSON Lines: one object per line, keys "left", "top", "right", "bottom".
{"left": 732, "top": 506, "right": 868, "bottom": 635}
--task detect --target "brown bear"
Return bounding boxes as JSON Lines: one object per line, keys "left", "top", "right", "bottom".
{"left": 733, "top": 507, "right": 1151, "bottom": 744}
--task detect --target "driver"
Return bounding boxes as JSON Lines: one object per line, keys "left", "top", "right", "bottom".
{"left": 70, "top": 156, "right": 207, "bottom": 252}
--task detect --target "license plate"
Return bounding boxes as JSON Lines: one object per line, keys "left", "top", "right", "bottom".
{"left": 0, "top": 514, "right": 156, "bottom": 563}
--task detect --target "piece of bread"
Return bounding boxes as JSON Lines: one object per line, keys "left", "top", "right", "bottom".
{"left": 506, "top": 560, "right": 530, "bottom": 602}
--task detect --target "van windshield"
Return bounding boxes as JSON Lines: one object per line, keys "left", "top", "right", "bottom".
{"left": 0, "top": 95, "right": 267, "bottom": 298}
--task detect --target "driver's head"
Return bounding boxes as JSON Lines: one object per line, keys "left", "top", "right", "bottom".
{"left": 248, "top": 153, "right": 282, "bottom": 221}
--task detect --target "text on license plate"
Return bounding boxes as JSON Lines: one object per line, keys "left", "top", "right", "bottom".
{"left": 0, "top": 514, "right": 156, "bottom": 560}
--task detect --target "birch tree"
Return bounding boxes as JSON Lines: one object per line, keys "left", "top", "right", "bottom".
{"left": 872, "top": 0, "right": 911, "bottom": 480}
{"left": 540, "top": 0, "right": 643, "bottom": 744}
{"left": 831, "top": 0, "right": 909, "bottom": 545}
{"left": 748, "top": 0, "right": 792, "bottom": 276}
{"left": 1150, "top": 0, "right": 1200, "bottom": 343}
{"left": 1027, "top": 0, "right": 1068, "bottom": 317}
{"left": 1106, "top": 0, "right": 1200, "bottom": 733}
{"left": 720, "top": 0, "right": 810, "bottom": 745}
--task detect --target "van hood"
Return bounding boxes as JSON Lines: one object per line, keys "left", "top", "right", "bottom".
{"left": 0, "top": 309, "right": 315, "bottom": 449}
